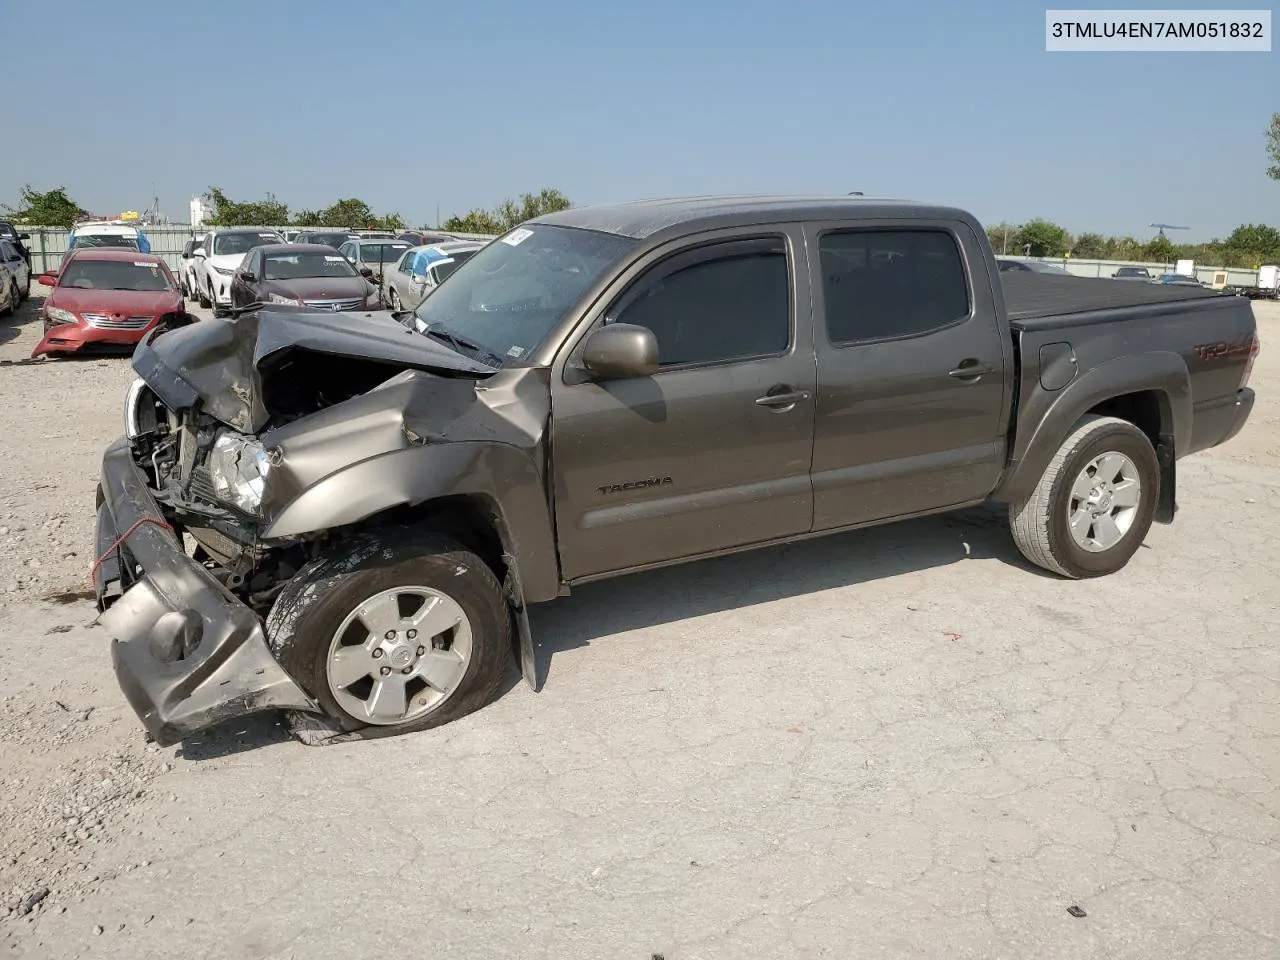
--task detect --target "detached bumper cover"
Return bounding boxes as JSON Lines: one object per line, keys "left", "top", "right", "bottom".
{"left": 95, "top": 438, "right": 316, "bottom": 745}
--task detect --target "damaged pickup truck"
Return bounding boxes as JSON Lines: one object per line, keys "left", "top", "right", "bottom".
{"left": 94, "top": 196, "right": 1260, "bottom": 746}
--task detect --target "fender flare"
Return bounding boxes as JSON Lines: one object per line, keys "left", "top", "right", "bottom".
{"left": 995, "top": 350, "right": 1191, "bottom": 505}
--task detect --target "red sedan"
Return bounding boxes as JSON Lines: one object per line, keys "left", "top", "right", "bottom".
{"left": 31, "top": 249, "right": 186, "bottom": 358}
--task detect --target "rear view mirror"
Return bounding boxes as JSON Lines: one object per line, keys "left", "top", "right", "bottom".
{"left": 582, "top": 323, "right": 659, "bottom": 380}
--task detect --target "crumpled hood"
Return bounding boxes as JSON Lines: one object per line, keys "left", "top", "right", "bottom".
{"left": 132, "top": 307, "right": 494, "bottom": 433}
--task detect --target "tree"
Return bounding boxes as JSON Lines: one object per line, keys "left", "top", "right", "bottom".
{"left": 2, "top": 185, "right": 86, "bottom": 227}
{"left": 443, "top": 187, "right": 573, "bottom": 235}
{"left": 205, "top": 187, "right": 290, "bottom": 226}
{"left": 293, "top": 209, "right": 323, "bottom": 227}
{"left": 1016, "top": 218, "right": 1069, "bottom": 257}
{"left": 1267, "top": 113, "right": 1280, "bottom": 180}
{"left": 984, "top": 222, "right": 1020, "bottom": 254}
{"left": 1225, "top": 223, "right": 1280, "bottom": 264}
{"left": 1142, "top": 235, "right": 1177, "bottom": 263}
{"left": 1072, "top": 232, "right": 1107, "bottom": 259}
{"left": 443, "top": 208, "right": 506, "bottom": 235}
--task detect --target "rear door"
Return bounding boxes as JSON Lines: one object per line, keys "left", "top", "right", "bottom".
{"left": 551, "top": 227, "right": 817, "bottom": 580}
{"left": 806, "top": 221, "right": 1011, "bottom": 529}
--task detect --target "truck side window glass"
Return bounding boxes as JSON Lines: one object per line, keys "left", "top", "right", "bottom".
{"left": 616, "top": 249, "right": 789, "bottom": 367}
{"left": 821, "top": 230, "right": 970, "bottom": 343}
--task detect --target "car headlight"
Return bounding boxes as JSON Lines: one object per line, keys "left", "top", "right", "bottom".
{"left": 207, "top": 432, "right": 272, "bottom": 515}
{"left": 212, "top": 265, "right": 235, "bottom": 276}
{"left": 268, "top": 293, "right": 301, "bottom": 305}
{"left": 46, "top": 306, "right": 78, "bottom": 325}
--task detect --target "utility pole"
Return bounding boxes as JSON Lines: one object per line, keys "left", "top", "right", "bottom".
{"left": 1002, "top": 225, "right": 1009, "bottom": 255}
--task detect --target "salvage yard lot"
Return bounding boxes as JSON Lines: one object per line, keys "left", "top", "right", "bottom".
{"left": 1, "top": 294, "right": 1278, "bottom": 959}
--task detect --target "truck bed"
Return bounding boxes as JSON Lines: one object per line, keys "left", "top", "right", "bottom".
{"left": 1001, "top": 273, "right": 1225, "bottom": 324}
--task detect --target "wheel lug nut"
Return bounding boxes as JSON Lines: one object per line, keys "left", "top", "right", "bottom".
{"left": 385, "top": 630, "right": 396, "bottom": 640}
{"left": 380, "top": 666, "right": 391, "bottom": 676}
{"left": 401, "top": 667, "right": 412, "bottom": 675}
{"left": 416, "top": 646, "right": 425, "bottom": 656}
{"left": 372, "top": 649, "right": 383, "bottom": 659}
{"left": 406, "top": 630, "right": 417, "bottom": 639}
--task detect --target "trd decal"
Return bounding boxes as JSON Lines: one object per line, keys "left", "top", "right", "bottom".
{"left": 596, "top": 477, "right": 673, "bottom": 495}
{"left": 1193, "top": 340, "right": 1254, "bottom": 361}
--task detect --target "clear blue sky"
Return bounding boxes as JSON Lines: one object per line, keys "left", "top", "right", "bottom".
{"left": 2, "top": 0, "right": 1276, "bottom": 240}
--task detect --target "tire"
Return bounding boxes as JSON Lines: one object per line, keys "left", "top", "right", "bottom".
{"left": 388, "top": 288, "right": 401, "bottom": 311}
{"left": 19, "top": 272, "right": 28, "bottom": 301}
{"left": 197, "top": 281, "right": 211, "bottom": 309}
{"left": 267, "top": 531, "right": 511, "bottom": 743}
{"left": 0, "top": 282, "right": 12, "bottom": 318}
{"left": 1008, "top": 415, "right": 1158, "bottom": 579}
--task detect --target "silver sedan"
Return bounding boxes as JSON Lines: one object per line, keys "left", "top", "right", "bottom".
{"left": 383, "top": 241, "right": 486, "bottom": 312}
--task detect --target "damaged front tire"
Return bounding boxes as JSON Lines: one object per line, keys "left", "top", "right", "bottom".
{"left": 265, "top": 532, "right": 511, "bottom": 744}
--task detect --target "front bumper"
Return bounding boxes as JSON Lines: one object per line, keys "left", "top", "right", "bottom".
{"left": 31, "top": 319, "right": 159, "bottom": 357}
{"left": 95, "top": 437, "right": 316, "bottom": 745}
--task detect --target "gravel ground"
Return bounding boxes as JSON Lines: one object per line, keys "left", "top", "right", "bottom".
{"left": 0, "top": 291, "right": 1277, "bottom": 959}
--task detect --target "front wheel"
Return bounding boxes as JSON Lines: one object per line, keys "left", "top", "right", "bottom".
{"left": 197, "top": 282, "right": 212, "bottom": 309}
{"left": 388, "top": 288, "right": 402, "bottom": 311}
{"left": 267, "top": 532, "right": 511, "bottom": 741}
{"left": 1008, "top": 415, "right": 1158, "bottom": 579}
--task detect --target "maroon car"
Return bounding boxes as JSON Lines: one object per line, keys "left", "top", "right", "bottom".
{"left": 31, "top": 249, "right": 186, "bottom": 357}
{"left": 229, "top": 243, "right": 379, "bottom": 312}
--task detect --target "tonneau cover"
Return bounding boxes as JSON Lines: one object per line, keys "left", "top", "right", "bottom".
{"left": 1001, "top": 273, "right": 1225, "bottom": 322}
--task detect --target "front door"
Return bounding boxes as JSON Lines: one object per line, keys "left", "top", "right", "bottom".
{"left": 806, "top": 222, "right": 1011, "bottom": 529}
{"left": 551, "top": 229, "right": 817, "bottom": 581}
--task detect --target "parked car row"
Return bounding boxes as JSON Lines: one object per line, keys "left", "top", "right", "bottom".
{"left": 176, "top": 228, "right": 491, "bottom": 317}
{"left": 998, "top": 259, "right": 1213, "bottom": 287}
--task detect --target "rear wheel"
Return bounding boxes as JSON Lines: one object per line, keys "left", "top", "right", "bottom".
{"left": 389, "top": 288, "right": 402, "bottom": 311}
{"left": 1008, "top": 415, "right": 1158, "bottom": 579}
{"left": 267, "top": 532, "right": 511, "bottom": 742}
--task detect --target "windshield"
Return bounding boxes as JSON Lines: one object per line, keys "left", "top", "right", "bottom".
{"left": 59, "top": 259, "right": 172, "bottom": 291}
{"left": 361, "top": 243, "right": 412, "bottom": 264}
{"left": 70, "top": 234, "right": 138, "bottom": 251}
{"left": 264, "top": 251, "right": 358, "bottom": 280}
{"left": 213, "top": 232, "right": 283, "bottom": 256}
{"left": 412, "top": 224, "right": 638, "bottom": 366}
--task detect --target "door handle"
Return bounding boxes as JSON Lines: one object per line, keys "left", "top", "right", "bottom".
{"left": 948, "top": 360, "right": 997, "bottom": 381}
{"left": 755, "top": 388, "right": 811, "bottom": 408}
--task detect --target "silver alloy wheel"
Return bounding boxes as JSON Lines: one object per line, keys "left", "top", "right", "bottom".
{"left": 389, "top": 289, "right": 401, "bottom": 310}
{"left": 325, "top": 586, "right": 473, "bottom": 725}
{"left": 1067, "top": 451, "right": 1142, "bottom": 552}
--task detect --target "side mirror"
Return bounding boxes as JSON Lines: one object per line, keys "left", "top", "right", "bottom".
{"left": 581, "top": 323, "right": 659, "bottom": 380}
{"left": 18, "top": 233, "right": 29, "bottom": 240}
{"left": 37, "top": 273, "right": 55, "bottom": 287}
{"left": 359, "top": 266, "right": 374, "bottom": 278}
{"left": 239, "top": 271, "right": 256, "bottom": 283}
{"left": 192, "top": 247, "right": 206, "bottom": 258}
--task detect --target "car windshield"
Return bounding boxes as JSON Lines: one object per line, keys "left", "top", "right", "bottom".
{"left": 360, "top": 243, "right": 412, "bottom": 264}
{"left": 264, "top": 251, "right": 358, "bottom": 280}
{"left": 70, "top": 234, "right": 138, "bottom": 250}
{"left": 213, "top": 232, "right": 283, "bottom": 256}
{"left": 59, "top": 260, "right": 171, "bottom": 291}
{"left": 309, "top": 233, "right": 351, "bottom": 248}
{"left": 412, "top": 224, "right": 638, "bottom": 367}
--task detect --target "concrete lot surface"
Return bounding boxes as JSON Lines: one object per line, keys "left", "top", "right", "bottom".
{"left": 1, "top": 295, "right": 1278, "bottom": 959}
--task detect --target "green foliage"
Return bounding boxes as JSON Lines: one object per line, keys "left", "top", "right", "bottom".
{"left": 308, "top": 198, "right": 404, "bottom": 230}
{"left": 443, "top": 187, "right": 573, "bottom": 235}
{"left": 1225, "top": 223, "right": 1280, "bottom": 265}
{"left": 984, "top": 221, "right": 1019, "bottom": 254}
{"left": 1142, "top": 235, "right": 1177, "bottom": 263}
{"left": 1071, "top": 232, "right": 1107, "bottom": 259}
{"left": 2, "top": 185, "right": 86, "bottom": 228}
{"left": 1016, "top": 218, "right": 1070, "bottom": 257}
{"left": 205, "top": 187, "right": 290, "bottom": 227}
{"left": 1267, "top": 113, "right": 1280, "bottom": 180}
{"left": 293, "top": 209, "right": 323, "bottom": 227}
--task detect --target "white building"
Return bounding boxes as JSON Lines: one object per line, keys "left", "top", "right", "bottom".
{"left": 189, "top": 196, "right": 216, "bottom": 228}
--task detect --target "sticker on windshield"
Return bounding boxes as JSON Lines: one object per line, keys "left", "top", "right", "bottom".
{"left": 501, "top": 227, "right": 533, "bottom": 247}
{"left": 506, "top": 345, "right": 526, "bottom": 359}
{"left": 133, "top": 261, "right": 152, "bottom": 267}
{"left": 259, "top": 233, "right": 278, "bottom": 239}
{"left": 324, "top": 256, "right": 344, "bottom": 262}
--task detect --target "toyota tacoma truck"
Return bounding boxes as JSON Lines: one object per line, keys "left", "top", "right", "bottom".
{"left": 93, "top": 196, "right": 1259, "bottom": 746}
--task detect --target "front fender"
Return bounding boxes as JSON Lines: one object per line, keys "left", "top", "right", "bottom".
{"left": 261, "top": 440, "right": 559, "bottom": 603}
{"left": 995, "top": 350, "right": 1191, "bottom": 504}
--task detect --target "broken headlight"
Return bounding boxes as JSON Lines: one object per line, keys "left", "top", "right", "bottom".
{"left": 207, "top": 431, "right": 272, "bottom": 515}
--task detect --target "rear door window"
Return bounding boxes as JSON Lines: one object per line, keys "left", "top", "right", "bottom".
{"left": 820, "top": 230, "right": 970, "bottom": 344}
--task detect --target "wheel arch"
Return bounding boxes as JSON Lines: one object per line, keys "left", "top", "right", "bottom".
{"left": 996, "top": 351, "right": 1190, "bottom": 518}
